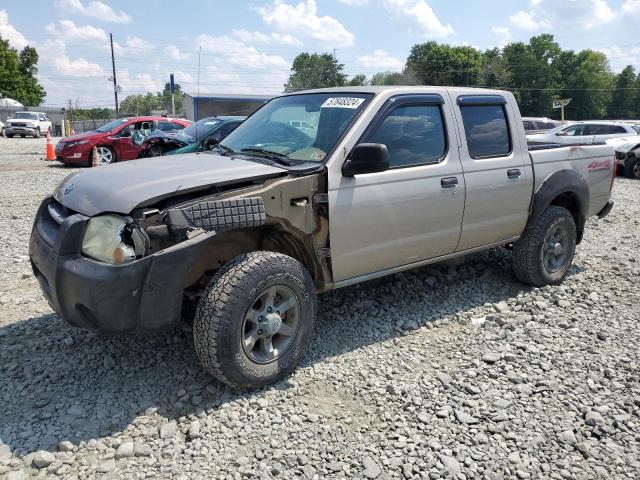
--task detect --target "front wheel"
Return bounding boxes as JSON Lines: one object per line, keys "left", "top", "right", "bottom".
{"left": 513, "top": 206, "right": 576, "bottom": 287}
{"left": 624, "top": 158, "right": 640, "bottom": 180}
{"left": 93, "top": 146, "right": 115, "bottom": 166}
{"left": 193, "top": 252, "right": 316, "bottom": 389}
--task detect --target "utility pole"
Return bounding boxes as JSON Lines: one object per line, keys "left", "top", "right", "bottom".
{"left": 110, "top": 33, "right": 119, "bottom": 117}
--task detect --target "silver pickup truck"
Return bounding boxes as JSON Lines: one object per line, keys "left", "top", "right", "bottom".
{"left": 29, "top": 87, "right": 615, "bottom": 388}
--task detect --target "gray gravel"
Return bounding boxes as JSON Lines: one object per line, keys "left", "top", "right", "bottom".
{"left": 0, "top": 135, "right": 639, "bottom": 479}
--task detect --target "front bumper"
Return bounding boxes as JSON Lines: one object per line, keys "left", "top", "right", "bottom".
{"left": 55, "top": 143, "right": 90, "bottom": 164}
{"left": 29, "top": 197, "right": 208, "bottom": 333}
{"left": 5, "top": 126, "right": 38, "bottom": 135}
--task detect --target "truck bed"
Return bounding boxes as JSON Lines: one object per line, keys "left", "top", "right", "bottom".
{"left": 528, "top": 142, "right": 614, "bottom": 216}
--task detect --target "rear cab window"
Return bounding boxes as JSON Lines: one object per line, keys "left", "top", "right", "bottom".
{"left": 458, "top": 95, "right": 511, "bottom": 158}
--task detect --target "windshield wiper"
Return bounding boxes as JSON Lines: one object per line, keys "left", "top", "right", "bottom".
{"left": 211, "top": 144, "right": 235, "bottom": 156}
{"left": 239, "top": 147, "right": 294, "bottom": 166}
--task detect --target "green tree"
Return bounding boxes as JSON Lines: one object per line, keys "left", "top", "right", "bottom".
{"left": 480, "top": 48, "right": 510, "bottom": 89}
{"left": 284, "top": 53, "right": 347, "bottom": 92}
{"left": 608, "top": 66, "right": 636, "bottom": 119}
{"left": 348, "top": 74, "right": 367, "bottom": 86}
{"left": 17, "top": 46, "right": 45, "bottom": 105}
{"left": 406, "top": 42, "right": 481, "bottom": 86}
{"left": 370, "top": 70, "right": 415, "bottom": 85}
{"left": 559, "top": 50, "right": 613, "bottom": 119}
{"left": 119, "top": 83, "right": 183, "bottom": 116}
{"left": 0, "top": 35, "right": 46, "bottom": 105}
{"left": 503, "top": 35, "right": 561, "bottom": 117}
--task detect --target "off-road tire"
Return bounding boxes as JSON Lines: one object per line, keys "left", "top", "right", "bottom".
{"left": 513, "top": 206, "right": 576, "bottom": 287}
{"left": 624, "top": 158, "right": 640, "bottom": 180}
{"left": 193, "top": 251, "right": 316, "bottom": 389}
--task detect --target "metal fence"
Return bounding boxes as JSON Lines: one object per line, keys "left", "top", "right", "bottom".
{"left": 0, "top": 106, "right": 68, "bottom": 136}
{"left": 0, "top": 106, "right": 117, "bottom": 136}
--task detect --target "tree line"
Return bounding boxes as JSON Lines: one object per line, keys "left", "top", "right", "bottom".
{"left": 0, "top": 35, "right": 46, "bottom": 106}
{"left": 285, "top": 35, "right": 640, "bottom": 121}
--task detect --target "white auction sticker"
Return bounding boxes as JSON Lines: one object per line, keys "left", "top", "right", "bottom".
{"left": 321, "top": 97, "right": 365, "bottom": 109}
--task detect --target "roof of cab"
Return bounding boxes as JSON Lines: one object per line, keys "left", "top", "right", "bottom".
{"left": 285, "top": 85, "right": 511, "bottom": 96}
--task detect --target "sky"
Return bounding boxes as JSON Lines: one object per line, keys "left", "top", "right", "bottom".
{"left": 1, "top": 0, "right": 639, "bottom": 107}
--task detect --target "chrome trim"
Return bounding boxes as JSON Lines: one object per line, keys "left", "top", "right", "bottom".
{"left": 47, "top": 202, "right": 67, "bottom": 224}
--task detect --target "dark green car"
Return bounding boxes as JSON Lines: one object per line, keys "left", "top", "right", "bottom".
{"left": 139, "top": 116, "right": 245, "bottom": 157}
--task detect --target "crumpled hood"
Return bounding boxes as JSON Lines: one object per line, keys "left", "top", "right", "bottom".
{"left": 54, "top": 153, "right": 286, "bottom": 217}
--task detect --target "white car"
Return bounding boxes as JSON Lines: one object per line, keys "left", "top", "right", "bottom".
{"left": 527, "top": 121, "right": 640, "bottom": 145}
{"left": 522, "top": 117, "right": 563, "bottom": 135}
{"left": 4, "top": 111, "right": 52, "bottom": 138}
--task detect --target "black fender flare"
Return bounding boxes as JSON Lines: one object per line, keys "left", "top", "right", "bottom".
{"left": 527, "top": 169, "right": 590, "bottom": 243}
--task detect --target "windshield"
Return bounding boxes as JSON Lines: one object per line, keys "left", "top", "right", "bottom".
{"left": 13, "top": 112, "right": 38, "bottom": 120}
{"left": 95, "top": 118, "right": 129, "bottom": 133}
{"left": 175, "top": 117, "right": 222, "bottom": 144}
{"left": 220, "top": 93, "right": 373, "bottom": 163}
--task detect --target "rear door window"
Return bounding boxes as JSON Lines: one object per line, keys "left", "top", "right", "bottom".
{"left": 366, "top": 104, "right": 447, "bottom": 168}
{"left": 460, "top": 105, "right": 511, "bottom": 158}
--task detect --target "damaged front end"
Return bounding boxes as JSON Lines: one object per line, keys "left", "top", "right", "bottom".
{"left": 30, "top": 169, "right": 333, "bottom": 334}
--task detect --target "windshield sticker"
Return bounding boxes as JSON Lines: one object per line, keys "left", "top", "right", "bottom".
{"left": 321, "top": 97, "right": 365, "bottom": 109}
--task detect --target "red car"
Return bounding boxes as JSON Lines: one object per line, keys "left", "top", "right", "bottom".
{"left": 55, "top": 116, "right": 192, "bottom": 166}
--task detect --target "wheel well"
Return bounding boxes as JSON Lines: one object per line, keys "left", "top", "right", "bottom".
{"left": 549, "top": 192, "right": 584, "bottom": 243}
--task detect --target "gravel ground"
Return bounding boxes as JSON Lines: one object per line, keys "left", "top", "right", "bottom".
{"left": 0, "top": 135, "right": 639, "bottom": 480}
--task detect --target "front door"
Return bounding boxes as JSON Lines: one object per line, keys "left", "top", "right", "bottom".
{"left": 328, "top": 95, "right": 466, "bottom": 282}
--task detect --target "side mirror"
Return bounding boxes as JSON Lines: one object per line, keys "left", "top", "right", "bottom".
{"left": 556, "top": 131, "right": 568, "bottom": 137}
{"left": 203, "top": 137, "right": 219, "bottom": 150}
{"left": 342, "top": 143, "right": 390, "bottom": 177}
{"left": 119, "top": 130, "right": 132, "bottom": 138}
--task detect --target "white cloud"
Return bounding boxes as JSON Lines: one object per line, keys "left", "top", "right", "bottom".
{"left": 197, "top": 34, "right": 289, "bottom": 70}
{"left": 45, "top": 20, "right": 108, "bottom": 44}
{"left": 510, "top": 0, "right": 614, "bottom": 31}
{"left": 357, "top": 49, "right": 404, "bottom": 71}
{"left": 55, "top": 0, "right": 132, "bottom": 23}
{"left": 622, "top": 0, "right": 640, "bottom": 14}
{"left": 380, "top": 0, "right": 454, "bottom": 38}
{"left": 258, "top": 0, "right": 354, "bottom": 46}
{"left": 192, "top": 35, "right": 289, "bottom": 95}
{"left": 232, "top": 29, "right": 302, "bottom": 47}
{"left": 165, "top": 45, "right": 190, "bottom": 60}
{"left": 597, "top": 46, "right": 640, "bottom": 73}
{"left": 338, "top": 0, "right": 369, "bottom": 5}
{"left": 492, "top": 26, "right": 511, "bottom": 47}
{"left": 0, "top": 9, "right": 29, "bottom": 49}
{"left": 125, "top": 36, "right": 154, "bottom": 51}
{"left": 40, "top": 39, "right": 106, "bottom": 78}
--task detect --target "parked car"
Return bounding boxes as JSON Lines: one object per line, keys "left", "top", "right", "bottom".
{"left": 138, "top": 116, "right": 244, "bottom": 157}
{"left": 615, "top": 140, "right": 640, "bottom": 179}
{"left": 0, "top": 120, "right": 4, "bottom": 136}
{"left": 30, "top": 86, "right": 615, "bottom": 389}
{"left": 527, "top": 121, "right": 639, "bottom": 145}
{"left": 4, "top": 111, "right": 52, "bottom": 138}
{"left": 522, "top": 117, "right": 562, "bottom": 135}
{"left": 55, "top": 116, "right": 192, "bottom": 166}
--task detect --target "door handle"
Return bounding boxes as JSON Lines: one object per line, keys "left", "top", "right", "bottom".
{"left": 507, "top": 169, "right": 521, "bottom": 179}
{"left": 441, "top": 177, "right": 458, "bottom": 188}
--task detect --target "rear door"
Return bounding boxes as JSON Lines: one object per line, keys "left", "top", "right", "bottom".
{"left": 329, "top": 94, "right": 466, "bottom": 281}
{"left": 451, "top": 93, "right": 533, "bottom": 250}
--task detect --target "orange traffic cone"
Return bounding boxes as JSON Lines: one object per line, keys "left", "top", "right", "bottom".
{"left": 45, "top": 130, "right": 56, "bottom": 161}
{"left": 91, "top": 145, "right": 99, "bottom": 167}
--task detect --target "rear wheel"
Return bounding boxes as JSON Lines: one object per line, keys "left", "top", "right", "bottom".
{"left": 193, "top": 251, "right": 316, "bottom": 389}
{"left": 624, "top": 158, "right": 640, "bottom": 180}
{"left": 513, "top": 206, "right": 576, "bottom": 287}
